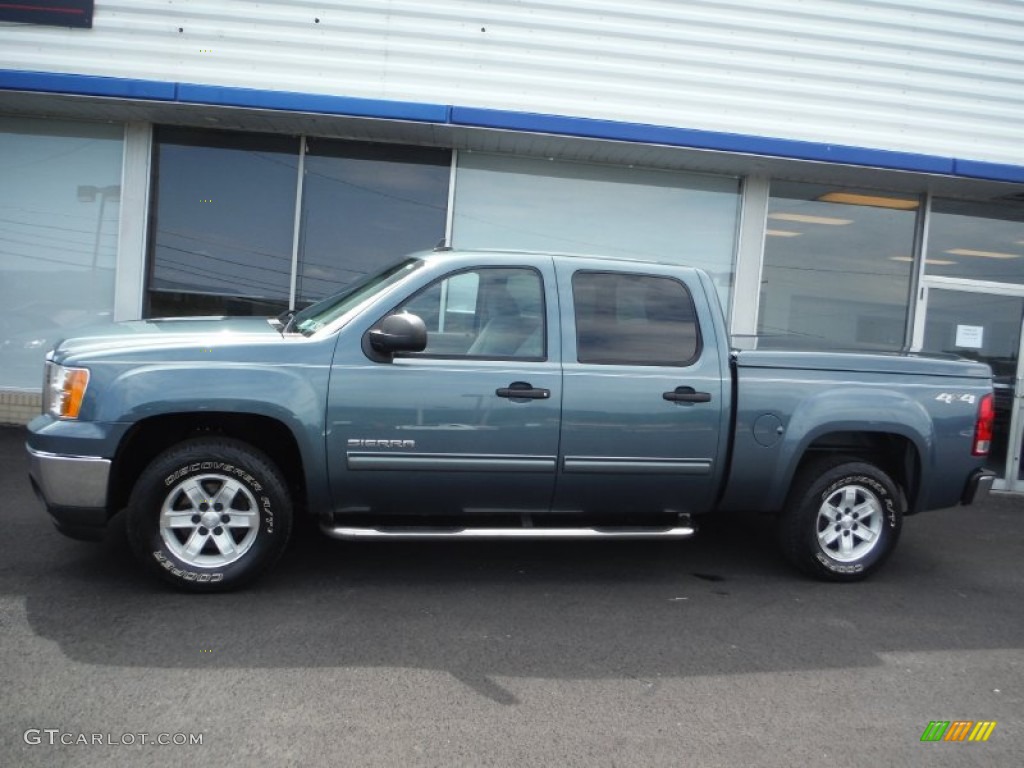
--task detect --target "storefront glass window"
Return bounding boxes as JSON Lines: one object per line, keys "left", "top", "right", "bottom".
{"left": 926, "top": 198, "right": 1024, "bottom": 285}
{"left": 452, "top": 153, "right": 740, "bottom": 314}
{"left": 0, "top": 117, "right": 122, "bottom": 389}
{"left": 147, "top": 127, "right": 299, "bottom": 317}
{"left": 923, "top": 199, "right": 1024, "bottom": 487}
{"left": 757, "top": 182, "right": 919, "bottom": 351}
{"left": 297, "top": 140, "right": 450, "bottom": 305}
{"left": 147, "top": 129, "right": 451, "bottom": 316}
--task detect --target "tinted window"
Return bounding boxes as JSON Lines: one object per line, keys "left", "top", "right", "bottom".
{"left": 391, "top": 268, "right": 545, "bottom": 359}
{"left": 297, "top": 140, "right": 450, "bottom": 304}
{"left": 147, "top": 127, "right": 299, "bottom": 317}
{"left": 146, "top": 129, "right": 452, "bottom": 319}
{"left": 572, "top": 272, "right": 700, "bottom": 366}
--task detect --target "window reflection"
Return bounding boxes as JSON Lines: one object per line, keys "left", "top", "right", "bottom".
{"left": 922, "top": 289, "right": 1023, "bottom": 478}
{"left": 147, "top": 127, "right": 299, "bottom": 317}
{"left": 0, "top": 117, "right": 122, "bottom": 388}
{"left": 926, "top": 199, "right": 1024, "bottom": 285}
{"left": 452, "top": 153, "right": 740, "bottom": 314}
{"left": 297, "top": 140, "right": 450, "bottom": 305}
{"left": 757, "top": 182, "right": 918, "bottom": 351}
{"left": 146, "top": 129, "right": 451, "bottom": 317}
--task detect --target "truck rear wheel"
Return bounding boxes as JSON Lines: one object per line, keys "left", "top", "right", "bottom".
{"left": 126, "top": 438, "right": 292, "bottom": 592}
{"left": 779, "top": 456, "right": 903, "bottom": 582}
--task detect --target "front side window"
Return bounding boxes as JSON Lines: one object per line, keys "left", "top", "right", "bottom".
{"left": 390, "top": 267, "right": 545, "bottom": 359}
{"left": 572, "top": 272, "right": 700, "bottom": 366}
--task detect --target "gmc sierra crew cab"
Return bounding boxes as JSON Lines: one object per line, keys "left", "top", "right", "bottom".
{"left": 27, "top": 249, "right": 997, "bottom": 590}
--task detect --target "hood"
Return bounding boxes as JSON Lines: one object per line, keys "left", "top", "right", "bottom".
{"left": 50, "top": 316, "right": 282, "bottom": 361}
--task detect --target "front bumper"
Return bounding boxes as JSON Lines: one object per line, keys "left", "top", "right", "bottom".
{"left": 961, "top": 468, "right": 996, "bottom": 506}
{"left": 27, "top": 446, "right": 111, "bottom": 541}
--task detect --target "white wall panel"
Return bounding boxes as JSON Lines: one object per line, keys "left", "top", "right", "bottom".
{"left": 2, "top": 0, "right": 1023, "bottom": 166}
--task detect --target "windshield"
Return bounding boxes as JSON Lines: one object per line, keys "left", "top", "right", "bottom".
{"left": 288, "top": 258, "right": 423, "bottom": 336}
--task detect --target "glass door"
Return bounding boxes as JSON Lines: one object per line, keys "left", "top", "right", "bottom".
{"left": 917, "top": 283, "right": 1024, "bottom": 490}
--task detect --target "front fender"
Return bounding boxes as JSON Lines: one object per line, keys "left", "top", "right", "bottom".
{"left": 96, "top": 363, "right": 331, "bottom": 511}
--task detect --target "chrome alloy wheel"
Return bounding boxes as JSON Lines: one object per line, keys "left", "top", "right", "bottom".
{"left": 816, "top": 484, "right": 885, "bottom": 563}
{"left": 159, "top": 473, "right": 260, "bottom": 568}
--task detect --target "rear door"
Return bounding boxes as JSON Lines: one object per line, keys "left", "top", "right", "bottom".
{"left": 551, "top": 261, "right": 727, "bottom": 518}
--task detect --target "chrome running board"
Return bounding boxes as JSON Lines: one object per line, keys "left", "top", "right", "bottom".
{"left": 321, "top": 524, "right": 696, "bottom": 541}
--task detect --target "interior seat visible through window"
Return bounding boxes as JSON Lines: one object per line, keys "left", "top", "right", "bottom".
{"left": 384, "top": 267, "right": 546, "bottom": 360}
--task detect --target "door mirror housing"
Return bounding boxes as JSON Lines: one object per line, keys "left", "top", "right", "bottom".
{"left": 368, "top": 312, "right": 427, "bottom": 356}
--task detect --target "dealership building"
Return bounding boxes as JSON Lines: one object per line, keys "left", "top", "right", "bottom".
{"left": 2, "top": 1, "right": 1024, "bottom": 489}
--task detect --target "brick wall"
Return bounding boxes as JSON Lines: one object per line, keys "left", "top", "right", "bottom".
{"left": 0, "top": 390, "right": 41, "bottom": 426}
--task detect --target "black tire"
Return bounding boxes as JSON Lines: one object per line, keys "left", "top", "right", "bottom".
{"left": 779, "top": 456, "right": 903, "bottom": 582}
{"left": 127, "top": 437, "right": 293, "bottom": 592}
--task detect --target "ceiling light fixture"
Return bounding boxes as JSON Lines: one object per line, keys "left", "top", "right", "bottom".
{"left": 818, "top": 192, "right": 919, "bottom": 210}
{"left": 945, "top": 248, "right": 1021, "bottom": 260}
{"left": 765, "top": 229, "right": 802, "bottom": 237}
{"left": 767, "top": 213, "right": 853, "bottom": 226}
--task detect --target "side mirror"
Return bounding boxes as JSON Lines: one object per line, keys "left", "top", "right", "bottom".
{"left": 368, "top": 312, "right": 427, "bottom": 355}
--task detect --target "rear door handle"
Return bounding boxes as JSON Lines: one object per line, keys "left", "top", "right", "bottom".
{"left": 496, "top": 381, "right": 551, "bottom": 400}
{"left": 663, "top": 386, "right": 712, "bottom": 403}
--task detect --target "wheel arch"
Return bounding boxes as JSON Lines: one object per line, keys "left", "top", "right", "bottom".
{"left": 108, "top": 412, "right": 310, "bottom": 519}
{"left": 780, "top": 430, "right": 923, "bottom": 514}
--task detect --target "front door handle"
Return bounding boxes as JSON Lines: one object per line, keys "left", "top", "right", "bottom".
{"left": 496, "top": 381, "right": 551, "bottom": 400}
{"left": 663, "top": 386, "right": 712, "bottom": 403}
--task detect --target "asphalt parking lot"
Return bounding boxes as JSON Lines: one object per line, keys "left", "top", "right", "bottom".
{"left": 1, "top": 425, "right": 1022, "bottom": 767}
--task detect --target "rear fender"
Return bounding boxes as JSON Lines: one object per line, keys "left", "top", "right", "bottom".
{"left": 767, "top": 388, "right": 932, "bottom": 511}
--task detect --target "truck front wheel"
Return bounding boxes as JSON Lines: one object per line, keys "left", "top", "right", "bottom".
{"left": 126, "top": 438, "right": 293, "bottom": 591}
{"left": 779, "top": 457, "right": 903, "bottom": 582}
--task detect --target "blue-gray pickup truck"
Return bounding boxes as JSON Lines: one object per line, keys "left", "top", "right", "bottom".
{"left": 27, "top": 249, "right": 997, "bottom": 590}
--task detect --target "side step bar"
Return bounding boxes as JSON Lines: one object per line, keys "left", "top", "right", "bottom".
{"left": 321, "top": 524, "right": 696, "bottom": 542}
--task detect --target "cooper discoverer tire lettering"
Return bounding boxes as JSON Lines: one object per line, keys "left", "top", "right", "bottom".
{"left": 127, "top": 438, "right": 292, "bottom": 592}
{"left": 779, "top": 456, "right": 903, "bottom": 582}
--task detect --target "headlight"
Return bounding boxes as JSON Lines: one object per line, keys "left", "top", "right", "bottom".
{"left": 43, "top": 361, "right": 90, "bottom": 419}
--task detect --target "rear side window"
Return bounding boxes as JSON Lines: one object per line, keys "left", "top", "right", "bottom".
{"left": 572, "top": 272, "right": 701, "bottom": 366}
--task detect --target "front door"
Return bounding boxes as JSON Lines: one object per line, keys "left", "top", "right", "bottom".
{"left": 550, "top": 260, "right": 728, "bottom": 520}
{"left": 917, "top": 282, "right": 1024, "bottom": 490}
{"left": 326, "top": 256, "right": 562, "bottom": 520}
